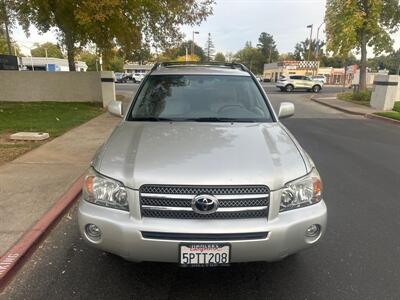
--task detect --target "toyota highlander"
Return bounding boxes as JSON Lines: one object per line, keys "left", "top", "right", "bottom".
{"left": 78, "top": 62, "right": 327, "bottom": 267}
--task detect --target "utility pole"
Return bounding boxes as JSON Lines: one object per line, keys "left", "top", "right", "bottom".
{"left": 2, "top": 0, "right": 12, "bottom": 55}
{"left": 269, "top": 47, "right": 272, "bottom": 63}
{"left": 191, "top": 31, "right": 199, "bottom": 58}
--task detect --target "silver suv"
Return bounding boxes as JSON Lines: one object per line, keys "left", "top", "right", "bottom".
{"left": 276, "top": 75, "right": 323, "bottom": 93}
{"left": 78, "top": 62, "right": 327, "bottom": 267}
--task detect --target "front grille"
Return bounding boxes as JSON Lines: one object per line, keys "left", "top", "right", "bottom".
{"left": 139, "top": 185, "right": 269, "bottom": 220}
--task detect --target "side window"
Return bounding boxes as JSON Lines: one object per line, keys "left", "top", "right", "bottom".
{"left": 304, "top": 76, "right": 312, "bottom": 81}
{"left": 291, "top": 75, "right": 301, "bottom": 80}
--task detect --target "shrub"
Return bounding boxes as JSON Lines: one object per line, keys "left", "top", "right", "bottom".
{"left": 393, "top": 101, "right": 400, "bottom": 113}
{"left": 337, "top": 91, "right": 371, "bottom": 102}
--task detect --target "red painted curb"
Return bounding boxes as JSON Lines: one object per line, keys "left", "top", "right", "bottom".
{"left": 0, "top": 174, "right": 84, "bottom": 289}
{"left": 366, "top": 113, "right": 400, "bottom": 126}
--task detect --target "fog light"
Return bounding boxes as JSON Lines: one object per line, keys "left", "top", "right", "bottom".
{"left": 85, "top": 224, "right": 102, "bottom": 240}
{"left": 305, "top": 224, "right": 321, "bottom": 237}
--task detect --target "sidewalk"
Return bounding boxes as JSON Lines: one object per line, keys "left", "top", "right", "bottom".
{"left": 0, "top": 113, "right": 119, "bottom": 257}
{"left": 311, "top": 95, "right": 378, "bottom": 116}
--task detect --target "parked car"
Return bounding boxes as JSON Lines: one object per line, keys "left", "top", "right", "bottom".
{"left": 255, "top": 75, "right": 263, "bottom": 82}
{"left": 276, "top": 75, "right": 323, "bottom": 93}
{"left": 132, "top": 73, "right": 145, "bottom": 83}
{"left": 114, "top": 72, "right": 128, "bottom": 83}
{"left": 79, "top": 62, "right": 327, "bottom": 267}
{"left": 312, "top": 75, "right": 327, "bottom": 84}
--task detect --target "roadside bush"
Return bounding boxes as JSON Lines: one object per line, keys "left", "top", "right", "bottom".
{"left": 337, "top": 91, "right": 372, "bottom": 103}
{"left": 393, "top": 101, "right": 400, "bottom": 113}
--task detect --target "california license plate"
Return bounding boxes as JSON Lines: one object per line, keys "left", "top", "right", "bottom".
{"left": 179, "top": 243, "right": 230, "bottom": 267}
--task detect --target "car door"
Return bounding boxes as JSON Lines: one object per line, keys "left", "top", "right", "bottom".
{"left": 289, "top": 75, "right": 302, "bottom": 88}
{"left": 302, "top": 76, "right": 314, "bottom": 89}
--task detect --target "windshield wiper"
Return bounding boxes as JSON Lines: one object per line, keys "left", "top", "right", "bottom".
{"left": 132, "top": 117, "right": 258, "bottom": 123}
{"left": 133, "top": 117, "right": 177, "bottom": 121}
{"left": 188, "top": 117, "right": 256, "bottom": 123}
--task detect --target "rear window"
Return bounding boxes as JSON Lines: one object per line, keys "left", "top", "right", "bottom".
{"left": 128, "top": 75, "right": 273, "bottom": 122}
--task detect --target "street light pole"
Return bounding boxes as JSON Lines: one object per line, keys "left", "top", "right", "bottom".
{"left": 191, "top": 31, "right": 199, "bottom": 59}
{"left": 307, "top": 24, "right": 313, "bottom": 62}
{"left": 315, "top": 22, "right": 325, "bottom": 60}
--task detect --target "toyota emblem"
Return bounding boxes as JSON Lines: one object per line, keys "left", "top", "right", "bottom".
{"left": 192, "top": 195, "right": 219, "bottom": 215}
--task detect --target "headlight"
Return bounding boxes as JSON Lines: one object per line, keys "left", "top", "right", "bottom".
{"left": 83, "top": 169, "right": 129, "bottom": 211}
{"left": 280, "top": 168, "right": 322, "bottom": 212}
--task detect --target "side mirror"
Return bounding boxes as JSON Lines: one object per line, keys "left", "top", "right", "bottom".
{"left": 108, "top": 100, "right": 123, "bottom": 117}
{"left": 278, "top": 102, "right": 295, "bottom": 119}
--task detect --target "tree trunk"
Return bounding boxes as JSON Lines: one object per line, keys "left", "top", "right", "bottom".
{"left": 65, "top": 36, "right": 76, "bottom": 72}
{"left": 2, "top": 0, "right": 12, "bottom": 55}
{"left": 359, "top": 32, "right": 367, "bottom": 91}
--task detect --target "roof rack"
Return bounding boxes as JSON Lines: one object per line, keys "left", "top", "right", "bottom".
{"left": 150, "top": 61, "right": 250, "bottom": 73}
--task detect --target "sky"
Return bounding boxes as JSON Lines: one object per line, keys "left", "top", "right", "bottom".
{"left": 12, "top": 0, "right": 400, "bottom": 57}
{"left": 182, "top": 0, "right": 328, "bottom": 54}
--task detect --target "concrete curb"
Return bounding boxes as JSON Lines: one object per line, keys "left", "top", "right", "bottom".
{"left": 0, "top": 174, "right": 84, "bottom": 290}
{"left": 311, "top": 96, "right": 400, "bottom": 127}
{"left": 366, "top": 113, "right": 400, "bottom": 126}
{"left": 310, "top": 96, "right": 366, "bottom": 116}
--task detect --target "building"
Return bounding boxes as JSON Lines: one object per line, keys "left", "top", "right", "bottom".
{"left": 318, "top": 65, "right": 358, "bottom": 85}
{"left": 20, "top": 57, "right": 88, "bottom": 72}
{"left": 123, "top": 63, "right": 153, "bottom": 74}
{"left": 263, "top": 61, "right": 320, "bottom": 82}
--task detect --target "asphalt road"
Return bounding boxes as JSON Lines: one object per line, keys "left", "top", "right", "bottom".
{"left": 2, "top": 84, "right": 400, "bottom": 300}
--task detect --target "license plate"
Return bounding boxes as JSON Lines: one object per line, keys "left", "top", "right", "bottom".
{"left": 179, "top": 243, "right": 230, "bottom": 267}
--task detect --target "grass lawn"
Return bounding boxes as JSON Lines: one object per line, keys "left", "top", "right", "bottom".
{"left": 337, "top": 91, "right": 372, "bottom": 107}
{"left": 375, "top": 101, "right": 400, "bottom": 121}
{"left": 0, "top": 102, "right": 104, "bottom": 165}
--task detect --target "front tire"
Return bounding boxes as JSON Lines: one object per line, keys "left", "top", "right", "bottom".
{"left": 312, "top": 85, "right": 321, "bottom": 93}
{"left": 285, "top": 84, "right": 294, "bottom": 92}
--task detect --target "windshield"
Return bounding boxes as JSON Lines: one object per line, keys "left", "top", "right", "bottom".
{"left": 128, "top": 75, "right": 272, "bottom": 122}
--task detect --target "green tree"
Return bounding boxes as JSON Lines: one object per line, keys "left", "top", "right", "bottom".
{"left": 214, "top": 52, "right": 225, "bottom": 62}
{"left": 124, "top": 47, "right": 153, "bottom": 64}
{"left": 15, "top": 0, "right": 214, "bottom": 71}
{"left": 31, "top": 42, "right": 64, "bottom": 58}
{"left": 76, "top": 50, "right": 97, "bottom": 71}
{"left": 234, "top": 41, "right": 263, "bottom": 74}
{"left": 293, "top": 38, "right": 325, "bottom": 61}
{"left": 320, "top": 53, "right": 359, "bottom": 68}
{"left": 325, "top": 0, "right": 400, "bottom": 90}
{"left": 161, "top": 41, "right": 206, "bottom": 62}
{"left": 367, "top": 49, "right": 400, "bottom": 74}
{"left": 278, "top": 52, "right": 296, "bottom": 61}
{"left": 204, "top": 32, "right": 215, "bottom": 61}
{"left": 257, "top": 32, "right": 279, "bottom": 63}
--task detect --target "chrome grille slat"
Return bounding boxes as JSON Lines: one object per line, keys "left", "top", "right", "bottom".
{"left": 140, "top": 193, "right": 269, "bottom": 200}
{"left": 139, "top": 185, "right": 270, "bottom": 219}
{"left": 142, "top": 205, "right": 269, "bottom": 212}
{"left": 140, "top": 185, "right": 269, "bottom": 195}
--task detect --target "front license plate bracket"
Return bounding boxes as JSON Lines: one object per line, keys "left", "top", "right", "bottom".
{"left": 179, "top": 243, "right": 231, "bottom": 267}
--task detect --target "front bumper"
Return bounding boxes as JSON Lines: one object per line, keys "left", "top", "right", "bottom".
{"left": 78, "top": 198, "right": 327, "bottom": 263}
{"left": 275, "top": 82, "right": 286, "bottom": 88}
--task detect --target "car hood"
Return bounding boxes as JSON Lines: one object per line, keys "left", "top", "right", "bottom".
{"left": 92, "top": 122, "right": 307, "bottom": 190}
